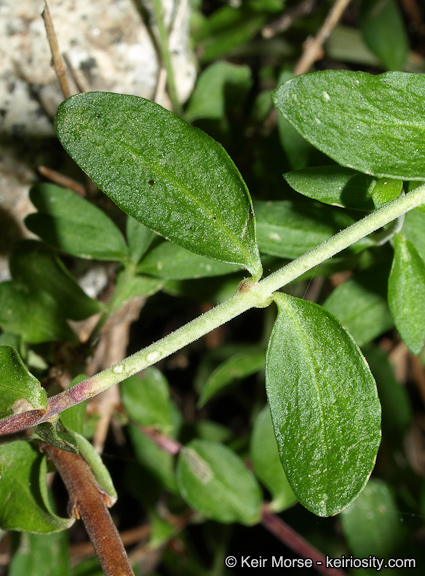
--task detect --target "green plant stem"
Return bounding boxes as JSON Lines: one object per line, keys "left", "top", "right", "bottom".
{"left": 2, "top": 185, "right": 425, "bottom": 435}
{"left": 151, "top": 0, "right": 182, "bottom": 116}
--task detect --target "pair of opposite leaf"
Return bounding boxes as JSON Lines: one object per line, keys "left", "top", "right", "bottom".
{"left": 53, "top": 70, "right": 425, "bottom": 515}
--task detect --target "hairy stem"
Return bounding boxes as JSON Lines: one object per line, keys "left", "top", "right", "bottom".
{"left": 41, "top": 442, "right": 134, "bottom": 576}
{"left": 1, "top": 184, "right": 425, "bottom": 435}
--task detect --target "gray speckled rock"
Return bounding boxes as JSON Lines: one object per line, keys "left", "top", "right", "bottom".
{"left": 0, "top": 0, "right": 195, "bottom": 283}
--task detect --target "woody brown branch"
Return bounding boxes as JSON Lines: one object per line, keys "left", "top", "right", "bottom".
{"left": 41, "top": 442, "right": 134, "bottom": 576}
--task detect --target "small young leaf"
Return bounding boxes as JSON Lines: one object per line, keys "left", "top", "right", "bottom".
{"left": 198, "top": 349, "right": 265, "bottom": 407}
{"left": 254, "top": 200, "right": 358, "bottom": 259}
{"left": 25, "top": 184, "right": 128, "bottom": 261}
{"left": 137, "top": 241, "right": 242, "bottom": 280}
{"left": 55, "top": 93, "right": 262, "bottom": 278}
{"left": 284, "top": 166, "right": 376, "bottom": 210}
{"left": 185, "top": 61, "right": 252, "bottom": 122}
{"left": 9, "top": 240, "right": 101, "bottom": 321}
{"left": 341, "top": 479, "right": 407, "bottom": 556}
{"left": 0, "top": 281, "right": 77, "bottom": 344}
{"left": 272, "top": 71, "right": 425, "bottom": 180}
{"left": 0, "top": 441, "right": 73, "bottom": 533}
{"left": 121, "top": 369, "right": 173, "bottom": 434}
{"left": 359, "top": 0, "right": 408, "bottom": 71}
{"left": 388, "top": 233, "right": 425, "bottom": 354}
{"left": 250, "top": 405, "right": 297, "bottom": 513}
{"left": 126, "top": 217, "right": 155, "bottom": 263}
{"left": 0, "top": 346, "right": 47, "bottom": 420}
{"left": 177, "top": 439, "right": 262, "bottom": 525}
{"left": 323, "top": 264, "right": 393, "bottom": 347}
{"left": 266, "top": 293, "right": 381, "bottom": 517}
{"left": 372, "top": 178, "right": 403, "bottom": 209}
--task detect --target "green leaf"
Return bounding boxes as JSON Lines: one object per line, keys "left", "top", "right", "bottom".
{"left": 177, "top": 439, "right": 262, "bottom": 525}
{"left": 371, "top": 178, "right": 403, "bottom": 209}
{"left": 272, "top": 71, "right": 425, "bottom": 180}
{"left": 0, "top": 346, "right": 47, "bottom": 420}
{"left": 110, "top": 273, "right": 163, "bottom": 312}
{"left": 254, "top": 200, "right": 359, "bottom": 259}
{"left": 185, "top": 61, "right": 252, "bottom": 122}
{"left": 0, "top": 441, "right": 73, "bottom": 533}
{"left": 365, "top": 347, "right": 412, "bottom": 438}
{"left": 0, "top": 281, "right": 77, "bottom": 344}
{"left": 284, "top": 166, "right": 377, "bottom": 210}
{"left": 9, "top": 240, "right": 101, "bottom": 321}
{"left": 388, "top": 233, "right": 425, "bottom": 354}
{"left": 402, "top": 208, "right": 425, "bottom": 261}
{"left": 129, "top": 425, "right": 178, "bottom": 494}
{"left": 60, "top": 375, "right": 88, "bottom": 436}
{"left": 198, "top": 349, "right": 265, "bottom": 407}
{"left": 323, "top": 264, "right": 393, "bottom": 347}
{"left": 10, "top": 531, "right": 70, "bottom": 576}
{"left": 55, "top": 92, "right": 262, "bottom": 279}
{"left": 25, "top": 184, "right": 128, "bottom": 261}
{"left": 359, "top": 0, "right": 409, "bottom": 71}
{"left": 137, "top": 241, "right": 242, "bottom": 280}
{"left": 126, "top": 217, "right": 155, "bottom": 263}
{"left": 120, "top": 370, "right": 173, "bottom": 434}
{"left": 193, "top": 5, "right": 267, "bottom": 63}
{"left": 341, "top": 479, "right": 407, "bottom": 556}
{"left": 266, "top": 293, "right": 381, "bottom": 516}
{"left": 250, "top": 405, "right": 297, "bottom": 512}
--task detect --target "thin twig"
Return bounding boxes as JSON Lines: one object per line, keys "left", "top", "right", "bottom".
{"left": 151, "top": 0, "right": 182, "bottom": 115}
{"left": 262, "top": 0, "right": 317, "bottom": 39}
{"left": 42, "top": 2, "right": 71, "bottom": 99}
{"left": 62, "top": 52, "right": 88, "bottom": 93}
{"left": 294, "top": 0, "right": 353, "bottom": 75}
{"left": 41, "top": 442, "right": 134, "bottom": 576}
{"left": 38, "top": 166, "right": 87, "bottom": 196}
{"left": 261, "top": 505, "right": 348, "bottom": 576}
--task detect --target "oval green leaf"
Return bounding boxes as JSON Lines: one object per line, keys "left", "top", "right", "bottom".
{"left": 120, "top": 369, "right": 173, "bottom": 435}
{"left": 0, "top": 441, "right": 73, "bottom": 533}
{"left": 137, "top": 241, "right": 242, "bottom": 280}
{"left": 272, "top": 71, "right": 425, "bottom": 180}
{"left": 0, "top": 346, "right": 47, "bottom": 420}
{"left": 26, "top": 184, "right": 128, "bottom": 261}
{"left": 341, "top": 478, "right": 406, "bottom": 556}
{"left": 176, "top": 439, "right": 262, "bottom": 525}
{"left": 10, "top": 240, "right": 101, "bottom": 321}
{"left": 0, "top": 282, "right": 77, "bottom": 344}
{"left": 388, "top": 233, "right": 425, "bottom": 355}
{"left": 55, "top": 92, "right": 262, "bottom": 278}
{"left": 323, "top": 263, "right": 393, "bottom": 348}
{"left": 254, "top": 200, "right": 362, "bottom": 259}
{"left": 266, "top": 293, "right": 381, "bottom": 517}
{"left": 284, "top": 166, "right": 377, "bottom": 210}
{"left": 250, "top": 405, "right": 297, "bottom": 513}
{"left": 198, "top": 348, "right": 265, "bottom": 407}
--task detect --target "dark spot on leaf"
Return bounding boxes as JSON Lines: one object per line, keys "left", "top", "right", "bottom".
{"left": 148, "top": 180, "right": 155, "bottom": 185}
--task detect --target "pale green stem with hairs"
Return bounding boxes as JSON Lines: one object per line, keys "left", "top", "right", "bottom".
{"left": 2, "top": 184, "right": 425, "bottom": 434}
